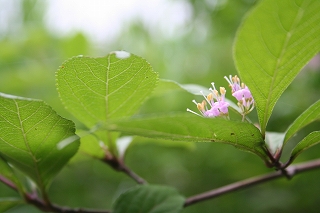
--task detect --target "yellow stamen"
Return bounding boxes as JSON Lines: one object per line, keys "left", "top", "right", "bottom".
{"left": 220, "top": 87, "right": 226, "bottom": 95}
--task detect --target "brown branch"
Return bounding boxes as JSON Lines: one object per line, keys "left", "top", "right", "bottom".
{"left": 119, "top": 162, "right": 147, "bottom": 184}
{"left": 184, "top": 158, "right": 320, "bottom": 207}
{"left": 24, "top": 193, "right": 111, "bottom": 213}
{"left": 0, "top": 174, "right": 111, "bottom": 213}
{"left": 101, "top": 152, "right": 147, "bottom": 184}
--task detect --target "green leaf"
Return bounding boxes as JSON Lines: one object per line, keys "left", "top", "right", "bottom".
{"left": 78, "top": 130, "right": 105, "bottom": 159}
{"left": 0, "top": 93, "right": 79, "bottom": 189}
{"left": 153, "top": 79, "right": 209, "bottom": 96}
{"left": 284, "top": 100, "right": 320, "bottom": 144}
{"left": 0, "top": 156, "right": 23, "bottom": 192}
{"left": 113, "top": 185, "right": 185, "bottom": 213}
{"left": 289, "top": 131, "right": 320, "bottom": 162}
{"left": 130, "top": 136, "right": 196, "bottom": 151}
{"left": 56, "top": 51, "right": 159, "bottom": 128}
{"left": 234, "top": 0, "right": 320, "bottom": 135}
{"left": 106, "top": 113, "right": 268, "bottom": 161}
{"left": 79, "top": 130, "right": 133, "bottom": 159}
{"left": 0, "top": 198, "right": 23, "bottom": 212}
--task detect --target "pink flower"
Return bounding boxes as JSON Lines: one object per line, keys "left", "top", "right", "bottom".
{"left": 187, "top": 83, "right": 229, "bottom": 118}
{"left": 187, "top": 75, "right": 254, "bottom": 121}
{"left": 224, "top": 75, "right": 254, "bottom": 115}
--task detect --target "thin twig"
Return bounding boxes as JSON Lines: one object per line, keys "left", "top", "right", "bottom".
{"left": 0, "top": 175, "right": 18, "bottom": 191}
{"left": 3, "top": 156, "right": 320, "bottom": 211}
{"left": 101, "top": 153, "right": 147, "bottom": 184}
{"left": 184, "top": 158, "right": 320, "bottom": 207}
{"left": 119, "top": 162, "right": 147, "bottom": 184}
{"left": 0, "top": 174, "right": 111, "bottom": 212}
{"left": 24, "top": 193, "right": 111, "bottom": 213}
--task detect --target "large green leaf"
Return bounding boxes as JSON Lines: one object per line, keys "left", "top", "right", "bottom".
{"left": 106, "top": 113, "right": 268, "bottom": 161}
{"left": 0, "top": 93, "right": 79, "bottom": 189}
{"left": 56, "top": 51, "right": 159, "bottom": 128}
{"left": 284, "top": 100, "right": 320, "bottom": 144}
{"left": 129, "top": 136, "right": 196, "bottom": 151}
{"left": 113, "top": 185, "right": 185, "bottom": 213}
{"left": 289, "top": 131, "right": 320, "bottom": 162}
{"left": 0, "top": 198, "right": 23, "bottom": 212}
{"left": 234, "top": 0, "right": 320, "bottom": 135}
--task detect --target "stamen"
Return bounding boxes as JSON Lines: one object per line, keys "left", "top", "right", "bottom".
{"left": 210, "top": 82, "right": 216, "bottom": 90}
{"left": 220, "top": 87, "right": 226, "bottom": 95}
{"left": 187, "top": 108, "right": 202, "bottom": 117}
{"left": 200, "top": 91, "right": 211, "bottom": 105}
{"left": 197, "top": 101, "right": 206, "bottom": 111}
{"left": 224, "top": 75, "right": 232, "bottom": 86}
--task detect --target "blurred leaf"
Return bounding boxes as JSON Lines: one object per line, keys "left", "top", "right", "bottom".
{"left": 234, "top": 0, "right": 320, "bottom": 135}
{"left": 61, "top": 33, "right": 89, "bottom": 58}
{"left": 0, "top": 156, "right": 23, "bottom": 192}
{"left": 106, "top": 113, "right": 268, "bottom": 161}
{"left": 265, "top": 132, "right": 285, "bottom": 159}
{"left": 0, "top": 198, "right": 23, "bottom": 212}
{"left": 289, "top": 131, "right": 320, "bottom": 162}
{"left": 113, "top": 185, "right": 185, "bottom": 213}
{"left": 153, "top": 79, "right": 209, "bottom": 96}
{"left": 56, "top": 51, "right": 159, "bottom": 128}
{"left": 284, "top": 100, "right": 320, "bottom": 144}
{"left": 78, "top": 130, "right": 105, "bottom": 159}
{"left": 0, "top": 93, "right": 79, "bottom": 189}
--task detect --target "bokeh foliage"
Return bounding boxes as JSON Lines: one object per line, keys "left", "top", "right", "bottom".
{"left": 1, "top": 0, "right": 320, "bottom": 212}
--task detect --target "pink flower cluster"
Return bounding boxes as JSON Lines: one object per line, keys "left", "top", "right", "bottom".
{"left": 187, "top": 83, "right": 229, "bottom": 118}
{"left": 187, "top": 75, "right": 254, "bottom": 119}
{"left": 224, "top": 75, "right": 254, "bottom": 115}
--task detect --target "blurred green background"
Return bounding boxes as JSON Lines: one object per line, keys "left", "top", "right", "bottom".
{"left": 1, "top": 0, "right": 320, "bottom": 212}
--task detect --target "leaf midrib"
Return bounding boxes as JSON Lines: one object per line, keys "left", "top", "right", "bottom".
{"left": 15, "top": 100, "right": 44, "bottom": 189}
{"left": 263, "top": 1, "right": 306, "bottom": 133}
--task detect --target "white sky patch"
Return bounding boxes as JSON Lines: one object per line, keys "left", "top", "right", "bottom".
{"left": 0, "top": 0, "right": 22, "bottom": 37}
{"left": 44, "top": 0, "right": 192, "bottom": 43}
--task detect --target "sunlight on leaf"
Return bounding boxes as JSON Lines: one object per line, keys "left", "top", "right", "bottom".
{"left": 0, "top": 93, "right": 79, "bottom": 189}
{"left": 234, "top": 0, "right": 320, "bottom": 135}
{"left": 56, "top": 52, "right": 159, "bottom": 128}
